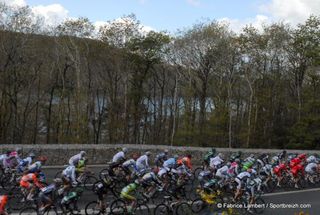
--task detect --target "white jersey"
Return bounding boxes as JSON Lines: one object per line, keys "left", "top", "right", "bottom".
{"left": 216, "top": 165, "right": 229, "bottom": 176}
{"left": 305, "top": 163, "right": 317, "bottom": 173}
{"left": 136, "top": 155, "right": 149, "bottom": 169}
{"left": 63, "top": 165, "right": 76, "bottom": 182}
{"left": 112, "top": 151, "right": 125, "bottom": 163}
{"left": 69, "top": 153, "right": 82, "bottom": 166}
{"left": 210, "top": 156, "right": 223, "bottom": 168}
{"left": 237, "top": 172, "right": 251, "bottom": 180}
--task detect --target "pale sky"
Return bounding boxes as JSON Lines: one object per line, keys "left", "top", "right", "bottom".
{"left": 1, "top": 0, "right": 320, "bottom": 33}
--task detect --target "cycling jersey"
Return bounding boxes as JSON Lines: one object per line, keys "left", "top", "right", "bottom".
{"left": 120, "top": 183, "right": 138, "bottom": 201}
{"left": 40, "top": 183, "right": 57, "bottom": 194}
{"left": 136, "top": 155, "right": 149, "bottom": 170}
{"left": 28, "top": 161, "right": 42, "bottom": 173}
{"left": 122, "top": 159, "right": 138, "bottom": 174}
{"left": 155, "top": 153, "right": 168, "bottom": 166}
{"left": 177, "top": 157, "right": 192, "bottom": 170}
{"left": 63, "top": 165, "right": 76, "bottom": 183}
{"left": 112, "top": 151, "right": 125, "bottom": 163}
{"left": 228, "top": 162, "right": 239, "bottom": 176}
{"left": 20, "top": 173, "right": 41, "bottom": 189}
{"left": 305, "top": 163, "right": 317, "bottom": 174}
{"left": 216, "top": 165, "right": 229, "bottom": 178}
{"left": 0, "top": 195, "right": 8, "bottom": 213}
{"left": 163, "top": 158, "right": 176, "bottom": 169}
{"left": 17, "top": 156, "right": 33, "bottom": 172}
{"left": 210, "top": 155, "right": 223, "bottom": 168}
{"left": 142, "top": 172, "right": 160, "bottom": 185}
{"left": 69, "top": 153, "right": 83, "bottom": 166}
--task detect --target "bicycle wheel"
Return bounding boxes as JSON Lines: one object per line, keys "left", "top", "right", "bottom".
{"left": 84, "top": 176, "right": 98, "bottom": 191}
{"left": 85, "top": 201, "right": 101, "bottom": 215}
{"left": 8, "top": 191, "right": 26, "bottom": 210}
{"left": 110, "top": 199, "right": 126, "bottom": 215}
{"left": 154, "top": 203, "right": 170, "bottom": 215}
{"left": 176, "top": 202, "right": 193, "bottom": 215}
{"left": 19, "top": 207, "right": 37, "bottom": 215}
{"left": 253, "top": 197, "right": 265, "bottom": 214}
{"left": 193, "top": 167, "right": 203, "bottom": 179}
{"left": 135, "top": 203, "right": 150, "bottom": 215}
{"left": 1, "top": 174, "right": 17, "bottom": 191}
{"left": 191, "top": 198, "right": 206, "bottom": 213}
{"left": 44, "top": 207, "right": 58, "bottom": 215}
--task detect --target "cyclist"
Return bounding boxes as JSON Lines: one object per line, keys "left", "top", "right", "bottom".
{"left": 228, "top": 158, "right": 240, "bottom": 177}
{"left": 38, "top": 178, "right": 63, "bottom": 212}
{"left": 215, "top": 162, "right": 231, "bottom": 186}
{"left": 198, "top": 168, "right": 214, "bottom": 187}
{"left": 290, "top": 154, "right": 306, "bottom": 188}
{"left": 203, "top": 148, "right": 216, "bottom": 168}
{"left": 305, "top": 162, "right": 319, "bottom": 184}
{"left": 136, "top": 151, "right": 151, "bottom": 173}
{"left": 0, "top": 195, "right": 8, "bottom": 215}
{"left": 177, "top": 154, "right": 192, "bottom": 170}
{"left": 62, "top": 165, "right": 77, "bottom": 192}
{"left": 110, "top": 148, "right": 128, "bottom": 176}
{"left": 112, "top": 148, "right": 128, "bottom": 163}
{"left": 3, "top": 149, "right": 21, "bottom": 170}
{"left": 155, "top": 149, "right": 169, "bottom": 167}
{"left": 277, "top": 150, "right": 287, "bottom": 162}
{"left": 234, "top": 168, "right": 255, "bottom": 201}
{"left": 140, "top": 167, "right": 162, "bottom": 198}
{"left": 93, "top": 178, "right": 112, "bottom": 213}
{"left": 17, "top": 152, "right": 36, "bottom": 173}
{"left": 122, "top": 156, "right": 139, "bottom": 180}
{"left": 230, "top": 151, "right": 242, "bottom": 162}
{"left": 273, "top": 162, "right": 288, "bottom": 187}
{"left": 210, "top": 153, "right": 224, "bottom": 170}
{"left": 158, "top": 155, "right": 178, "bottom": 184}
{"left": 120, "top": 180, "right": 140, "bottom": 214}
{"left": 27, "top": 156, "right": 47, "bottom": 173}
{"left": 20, "top": 171, "right": 43, "bottom": 201}
{"left": 69, "top": 151, "right": 86, "bottom": 166}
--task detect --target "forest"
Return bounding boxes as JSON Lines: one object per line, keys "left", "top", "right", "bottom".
{"left": 0, "top": 3, "right": 319, "bottom": 149}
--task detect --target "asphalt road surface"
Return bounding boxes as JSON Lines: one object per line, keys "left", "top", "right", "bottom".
{"left": 7, "top": 166, "right": 320, "bottom": 215}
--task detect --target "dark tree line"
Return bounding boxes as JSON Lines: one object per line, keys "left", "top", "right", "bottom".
{"left": 0, "top": 4, "right": 319, "bottom": 149}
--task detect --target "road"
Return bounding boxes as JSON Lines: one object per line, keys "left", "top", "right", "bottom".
{"left": 7, "top": 166, "right": 320, "bottom": 214}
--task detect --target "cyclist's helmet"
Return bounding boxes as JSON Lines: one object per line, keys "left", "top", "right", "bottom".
{"left": 247, "top": 168, "right": 253, "bottom": 173}
{"left": 234, "top": 158, "right": 241, "bottom": 164}
{"left": 15, "top": 147, "right": 22, "bottom": 155}
{"left": 187, "top": 154, "right": 192, "bottom": 159}
{"left": 29, "top": 152, "right": 35, "bottom": 158}
{"left": 38, "top": 156, "right": 47, "bottom": 162}
{"left": 226, "top": 162, "right": 231, "bottom": 168}
{"left": 146, "top": 151, "right": 151, "bottom": 156}
{"left": 80, "top": 151, "right": 86, "bottom": 157}
{"left": 164, "top": 149, "right": 169, "bottom": 154}
{"left": 122, "top": 148, "right": 128, "bottom": 153}
{"left": 153, "top": 167, "right": 159, "bottom": 174}
{"left": 174, "top": 154, "right": 179, "bottom": 160}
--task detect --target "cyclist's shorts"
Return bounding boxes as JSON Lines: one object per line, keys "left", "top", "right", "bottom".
{"left": 120, "top": 192, "right": 136, "bottom": 201}
{"left": 20, "top": 180, "right": 31, "bottom": 189}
